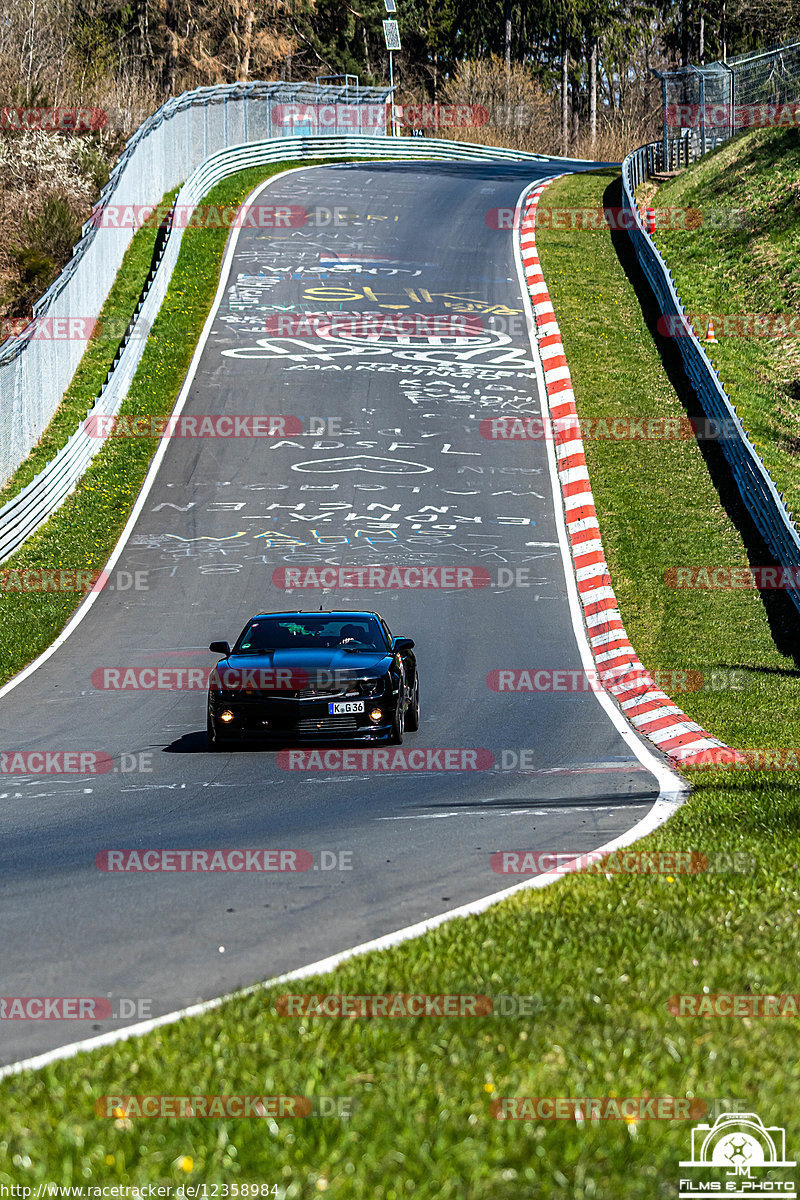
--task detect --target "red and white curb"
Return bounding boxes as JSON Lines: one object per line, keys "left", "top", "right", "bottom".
{"left": 519, "top": 179, "right": 740, "bottom": 768}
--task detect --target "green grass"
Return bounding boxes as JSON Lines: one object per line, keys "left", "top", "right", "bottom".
{"left": 653, "top": 126, "right": 800, "bottom": 520}
{"left": 0, "top": 158, "right": 341, "bottom": 688}
{"left": 3, "top": 167, "right": 800, "bottom": 1195}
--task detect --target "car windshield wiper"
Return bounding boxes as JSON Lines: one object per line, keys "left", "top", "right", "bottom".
{"left": 341, "top": 645, "right": 384, "bottom": 653}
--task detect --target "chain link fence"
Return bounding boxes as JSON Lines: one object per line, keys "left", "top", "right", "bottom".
{"left": 0, "top": 81, "right": 391, "bottom": 489}
{"left": 654, "top": 38, "right": 800, "bottom": 161}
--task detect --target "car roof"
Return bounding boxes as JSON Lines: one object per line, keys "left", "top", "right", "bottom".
{"left": 250, "top": 610, "right": 384, "bottom": 620}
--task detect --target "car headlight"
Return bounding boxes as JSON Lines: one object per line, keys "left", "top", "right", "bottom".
{"left": 343, "top": 678, "right": 385, "bottom": 696}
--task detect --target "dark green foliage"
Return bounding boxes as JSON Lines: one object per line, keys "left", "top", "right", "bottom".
{"left": 3, "top": 197, "right": 82, "bottom": 316}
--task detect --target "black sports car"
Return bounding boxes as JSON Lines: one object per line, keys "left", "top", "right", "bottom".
{"left": 206, "top": 610, "right": 419, "bottom": 750}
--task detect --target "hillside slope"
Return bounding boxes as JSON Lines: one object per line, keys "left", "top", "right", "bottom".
{"left": 655, "top": 126, "right": 800, "bottom": 517}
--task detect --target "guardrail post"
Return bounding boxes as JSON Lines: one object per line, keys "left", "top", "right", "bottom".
{"left": 721, "top": 59, "right": 734, "bottom": 142}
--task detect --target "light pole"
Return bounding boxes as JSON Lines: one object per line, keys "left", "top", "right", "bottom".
{"left": 382, "top": 6, "right": 401, "bottom": 136}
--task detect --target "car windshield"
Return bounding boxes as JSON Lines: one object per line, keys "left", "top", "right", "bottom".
{"left": 234, "top": 616, "right": 390, "bottom": 653}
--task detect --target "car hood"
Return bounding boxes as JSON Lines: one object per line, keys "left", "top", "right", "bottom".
{"left": 216, "top": 648, "right": 393, "bottom": 677}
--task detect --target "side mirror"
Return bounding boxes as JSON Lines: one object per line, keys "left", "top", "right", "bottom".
{"left": 209, "top": 641, "right": 231, "bottom": 656}
{"left": 392, "top": 637, "right": 415, "bottom": 651}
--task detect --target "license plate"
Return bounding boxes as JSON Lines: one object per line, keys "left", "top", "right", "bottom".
{"left": 329, "top": 700, "right": 365, "bottom": 714}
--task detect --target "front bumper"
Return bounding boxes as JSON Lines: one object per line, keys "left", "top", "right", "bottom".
{"left": 208, "top": 692, "right": 398, "bottom": 744}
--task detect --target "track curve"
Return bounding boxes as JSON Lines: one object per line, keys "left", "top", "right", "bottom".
{"left": 0, "top": 161, "right": 676, "bottom": 1065}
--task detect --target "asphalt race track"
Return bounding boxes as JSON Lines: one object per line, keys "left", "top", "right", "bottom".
{"left": 0, "top": 161, "right": 677, "bottom": 1065}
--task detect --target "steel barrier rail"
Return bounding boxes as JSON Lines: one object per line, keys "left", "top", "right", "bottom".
{"left": 622, "top": 141, "right": 800, "bottom": 615}
{"left": 0, "top": 134, "right": 560, "bottom": 564}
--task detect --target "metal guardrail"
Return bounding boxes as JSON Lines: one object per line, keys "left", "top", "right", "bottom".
{"left": 640, "top": 134, "right": 691, "bottom": 175}
{"left": 623, "top": 141, "right": 800, "bottom": 615}
{"left": 0, "top": 134, "right": 556, "bottom": 564}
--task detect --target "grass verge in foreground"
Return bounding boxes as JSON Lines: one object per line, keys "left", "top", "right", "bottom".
{"left": 0, "top": 158, "right": 340, "bottom": 688}
{"left": 3, "top": 169, "right": 800, "bottom": 1196}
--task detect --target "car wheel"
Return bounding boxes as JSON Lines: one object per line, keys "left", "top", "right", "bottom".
{"left": 389, "top": 697, "right": 404, "bottom": 745}
{"left": 207, "top": 711, "right": 222, "bottom": 751}
{"left": 405, "top": 678, "right": 420, "bottom": 732}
